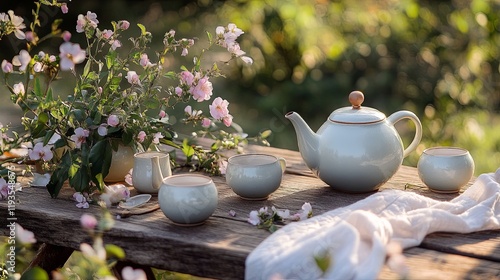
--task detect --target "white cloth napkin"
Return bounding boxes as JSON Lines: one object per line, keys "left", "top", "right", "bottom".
{"left": 245, "top": 168, "right": 500, "bottom": 280}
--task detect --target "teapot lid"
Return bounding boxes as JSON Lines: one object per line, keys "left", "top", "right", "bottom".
{"left": 328, "top": 91, "right": 386, "bottom": 124}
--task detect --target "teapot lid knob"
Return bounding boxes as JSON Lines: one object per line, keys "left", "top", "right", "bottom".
{"left": 349, "top": 91, "right": 364, "bottom": 109}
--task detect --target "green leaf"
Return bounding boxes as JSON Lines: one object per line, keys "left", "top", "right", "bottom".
{"left": 51, "top": 18, "right": 63, "bottom": 33}
{"left": 33, "top": 77, "right": 42, "bottom": 97}
{"left": 93, "top": 111, "right": 102, "bottom": 125}
{"left": 47, "top": 152, "right": 71, "bottom": 198}
{"left": 45, "top": 88, "right": 53, "bottom": 102}
{"left": 38, "top": 112, "right": 49, "bottom": 124}
{"left": 163, "top": 71, "right": 177, "bottom": 79}
{"left": 260, "top": 130, "right": 272, "bottom": 139}
{"left": 42, "top": 130, "right": 55, "bottom": 146}
{"left": 314, "top": 251, "right": 332, "bottom": 274}
{"left": 89, "top": 139, "right": 112, "bottom": 186}
{"left": 71, "top": 109, "right": 86, "bottom": 122}
{"left": 83, "top": 58, "right": 92, "bottom": 77}
{"left": 21, "top": 267, "right": 49, "bottom": 280}
{"left": 68, "top": 164, "right": 79, "bottom": 178}
{"left": 69, "top": 167, "right": 91, "bottom": 193}
{"left": 206, "top": 30, "right": 213, "bottom": 44}
{"left": 105, "top": 52, "right": 117, "bottom": 70}
{"left": 105, "top": 244, "right": 126, "bottom": 260}
{"left": 144, "top": 98, "right": 160, "bottom": 109}
{"left": 182, "top": 138, "right": 195, "bottom": 161}
{"left": 137, "top": 23, "right": 147, "bottom": 35}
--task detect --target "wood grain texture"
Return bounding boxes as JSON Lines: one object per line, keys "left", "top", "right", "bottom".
{"left": 378, "top": 247, "right": 500, "bottom": 280}
{"left": 0, "top": 146, "right": 497, "bottom": 279}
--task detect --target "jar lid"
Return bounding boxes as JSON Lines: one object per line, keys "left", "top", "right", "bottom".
{"left": 328, "top": 91, "right": 386, "bottom": 124}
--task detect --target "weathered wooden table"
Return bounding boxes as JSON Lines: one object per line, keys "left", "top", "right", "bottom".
{"left": 1, "top": 145, "right": 499, "bottom": 279}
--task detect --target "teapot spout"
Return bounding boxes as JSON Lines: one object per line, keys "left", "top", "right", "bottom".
{"left": 285, "top": 112, "right": 319, "bottom": 170}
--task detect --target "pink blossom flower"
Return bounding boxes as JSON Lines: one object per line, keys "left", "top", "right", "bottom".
{"left": 273, "top": 206, "right": 291, "bottom": 219}
{"left": 159, "top": 110, "right": 166, "bottom": 119}
{"left": 97, "top": 124, "right": 107, "bottom": 136}
{"left": 1, "top": 60, "right": 13, "bottom": 73}
{"left": 28, "top": 142, "right": 54, "bottom": 161}
{"left": 227, "top": 43, "right": 246, "bottom": 57}
{"left": 240, "top": 56, "right": 253, "bottom": 64}
{"left": 76, "top": 15, "right": 86, "bottom": 33}
{"left": 152, "top": 132, "right": 164, "bottom": 144}
{"left": 290, "top": 202, "right": 313, "bottom": 221}
{"left": 180, "top": 70, "right": 194, "bottom": 86}
{"left": 110, "top": 39, "right": 121, "bottom": 50}
{"left": 126, "top": 71, "right": 141, "bottom": 85}
{"left": 80, "top": 213, "right": 98, "bottom": 230}
{"left": 25, "top": 31, "right": 34, "bottom": 42}
{"left": 61, "top": 30, "right": 71, "bottom": 42}
{"left": 100, "top": 184, "right": 130, "bottom": 207}
{"left": 107, "top": 115, "right": 119, "bottom": 127}
{"left": 0, "top": 178, "right": 8, "bottom": 200}
{"left": 117, "top": 20, "right": 130, "bottom": 30}
{"left": 100, "top": 29, "right": 113, "bottom": 39}
{"left": 61, "top": 3, "right": 68, "bottom": 14}
{"left": 181, "top": 48, "right": 188, "bottom": 56}
{"left": 175, "top": 86, "right": 183, "bottom": 96}
{"left": 209, "top": 97, "right": 230, "bottom": 120}
{"left": 70, "top": 127, "right": 90, "bottom": 149}
{"left": 202, "top": 118, "right": 211, "bottom": 128}
{"left": 7, "top": 10, "right": 26, "bottom": 40}
{"left": 122, "top": 266, "right": 147, "bottom": 280}
{"left": 12, "top": 50, "right": 31, "bottom": 72}
{"left": 15, "top": 224, "right": 36, "bottom": 245}
{"left": 76, "top": 11, "right": 99, "bottom": 33}
{"left": 222, "top": 114, "right": 233, "bottom": 127}
{"left": 140, "top": 53, "right": 154, "bottom": 68}
{"left": 73, "top": 192, "right": 89, "bottom": 208}
{"left": 97, "top": 87, "right": 103, "bottom": 94}
{"left": 136, "top": 131, "right": 146, "bottom": 143}
{"left": 59, "top": 42, "right": 86, "bottom": 71}
{"left": 191, "top": 77, "right": 213, "bottom": 102}
{"left": 12, "top": 82, "right": 25, "bottom": 96}
{"left": 33, "top": 62, "right": 43, "bottom": 72}
{"left": 184, "top": 105, "right": 202, "bottom": 117}
{"left": 247, "top": 210, "right": 260, "bottom": 225}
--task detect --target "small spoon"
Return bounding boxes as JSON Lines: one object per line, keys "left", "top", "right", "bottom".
{"left": 119, "top": 194, "right": 152, "bottom": 209}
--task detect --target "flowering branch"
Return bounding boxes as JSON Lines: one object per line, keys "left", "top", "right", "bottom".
{"left": 247, "top": 203, "right": 313, "bottom": 233}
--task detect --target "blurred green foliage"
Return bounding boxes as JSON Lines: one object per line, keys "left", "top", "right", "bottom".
{"left": 1, "top": 0, "right": 498, "bottom": 174}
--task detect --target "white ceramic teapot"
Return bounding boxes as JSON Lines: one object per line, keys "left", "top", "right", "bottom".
{"left": 132, "top": 151, "right": 171, "bottom": 194}
{"left": 286, "top": 91, "right": 422, "bottom": 193}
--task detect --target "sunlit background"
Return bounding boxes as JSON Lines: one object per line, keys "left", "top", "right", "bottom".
{"left": 1, "top": 0, "right": 499, "bottom": 174}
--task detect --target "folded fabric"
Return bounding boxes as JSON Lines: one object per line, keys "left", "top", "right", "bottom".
{"left": 245, "top": 168, "right": 500, "bottom": 280}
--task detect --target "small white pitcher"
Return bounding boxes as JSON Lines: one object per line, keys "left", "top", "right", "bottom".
{"left": 132, "top": 151, "right": 172, "bottom": 194}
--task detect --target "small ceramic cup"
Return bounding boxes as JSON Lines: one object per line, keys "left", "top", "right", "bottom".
{"left": 417, "top": 147, "right": 475, "bottom": 193}
{"left": 132, "top": 151, "right": 171, "bottom": 194}
{"left": 226, "top": 154, "right": 287, "bottom": 200}
{"left": 158, "top": 174, "right": 218, "bottom": 226}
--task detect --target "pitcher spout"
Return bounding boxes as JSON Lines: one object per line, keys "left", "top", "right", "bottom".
{"left": 285, "top": 112, "right": 319, "bottom": 170}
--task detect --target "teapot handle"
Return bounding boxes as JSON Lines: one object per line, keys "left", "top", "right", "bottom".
{"left": 387, "top": 110, "right": 422, "bottom": 158}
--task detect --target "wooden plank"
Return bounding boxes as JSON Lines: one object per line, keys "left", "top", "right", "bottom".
{"left": 421, "top": 231, "right": 500, "bottom": 262}
{"left": 378, "top": 247, "right": 500, "bottom": 280}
